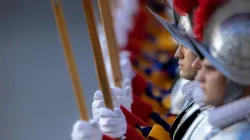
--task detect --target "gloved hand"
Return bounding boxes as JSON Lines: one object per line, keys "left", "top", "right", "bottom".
{"left": 112, "top": 85, "right": 133, "bottom": 112}
{"left": 92, "top": 89, "right": 119, "bottom": 119}
{"left": 113, "top": 10, "right": 130, "bottom": 48}
{"left": 92, "top": 86, "right": 133, "bottom": 119}
{"left": 117, "top": 0, "right": 139, "bottom": 16}
{"left": 120, "top": 59, "right": 135, "bottom": 81}
{"left": 99, "top": 39, "right": 135, "bottom": 86}
{"left": 122, "top": 78, "right": 132, "bottom": 89}
{"left": 106, "top": 54, "right": 135, "bottom": 86}
{"left": 119, "top": 51, "right": 136, "bottom": 80}
{"left": 99, "top": 107, "right": 127, "bottom": 139}
{"left": 71, "top": 119, "right": 102, "bottom": 140}
{"left": 119, "top": 50, "right": 131, "bottom": 60}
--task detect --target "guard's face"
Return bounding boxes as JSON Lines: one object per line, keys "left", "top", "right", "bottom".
{"left": 174, "top": 44, "right": 197, "bottom": 80}
{"left": 196, "top": 59, "right": 227, "bottom": 106}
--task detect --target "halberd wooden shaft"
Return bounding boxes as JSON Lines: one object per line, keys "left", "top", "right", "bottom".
{"left": 51, "top": 0, "right": 89, "bottom": 120}
{"left": 98, "top": 0, "right": 123, "bottom": 88}
{"left": 82, "top": 0, "right": 114, "bottom": 110}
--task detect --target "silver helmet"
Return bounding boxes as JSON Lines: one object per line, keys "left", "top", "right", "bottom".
{"left": 189, "top": 0, "right": 250, "bottom": 103}
{"left": 148, "top": 7, "right": 200, "bottom": 56}
{"left": 192, "top": 0, "right": 250, "bottom": 85}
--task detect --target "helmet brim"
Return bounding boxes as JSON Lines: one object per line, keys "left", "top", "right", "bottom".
{"left": 189, "top": 37, "right": 230, "bottom": 79}
{"left": 147, "top": 7, "right": 198, "bottom": 55}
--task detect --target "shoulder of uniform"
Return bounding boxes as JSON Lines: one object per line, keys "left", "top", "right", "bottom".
{"left": 212, "top": 121, "right": 250, "bottom": 140}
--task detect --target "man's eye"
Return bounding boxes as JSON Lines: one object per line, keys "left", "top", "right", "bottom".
{"left": 205, "top": 66, "right": 216, "bottom": 72}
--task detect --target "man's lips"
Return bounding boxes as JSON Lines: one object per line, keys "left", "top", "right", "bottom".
{"left": 178, "top": 62, "right": 184, "bottom": 67}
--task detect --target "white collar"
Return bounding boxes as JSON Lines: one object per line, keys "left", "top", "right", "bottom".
{"left": 181, "top": 81, "right": 199, "bottom": 101}
{"left": 208, "top": 96, "right": 250, "bottom": 128}
{"left": 192, "top": 86, "right": 206, "bottom": 107}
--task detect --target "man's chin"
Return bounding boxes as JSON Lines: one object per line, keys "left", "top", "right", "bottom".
{"left": 203, "top": 97, "right": 222, "bottom": 107}
{"left": 180, "top": 71, "right": 195, "bottom": 81}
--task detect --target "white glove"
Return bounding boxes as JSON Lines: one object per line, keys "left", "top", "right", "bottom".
{"left": 118, "top": 0, "right": 139, "bottom": 17}
{"left": 92, "top": 86, "right": 133, "bottom": 119}
{"left": 113, "top": 9, "right": 130, "bottom": 48}
{"left": 120, "top": 58, "right": 135, "bottom": 80}
{"left": 105, "top": 58, "right": 135, "bottom": 86}
{"left": 99, "top": 107, "right": 127, "bottom": 139}
{"left": 98, "top": 25, "right": 133, "bottom": 85}
{"left": 71, "top": 119, "right": 102, "bottom": 140}
{"left": 112, "top": 85, "right": 133, "bottom": 111}
{"left": 119, "top": 50, "right": 131, "bottom": 60}
{"left": 113, "top": 8, "right": 134, "bottom": 34}
{"left": 119, "top": 51, "right": 135, "bottom": 80}
{"left": 92, "top": 89, "right": 119, "bottom": 119}
{"left": 114, "top": 20, "right": 129, "bottom": 48}
{"left": 122, "top": 78, "right": 132, "bottom": 89}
